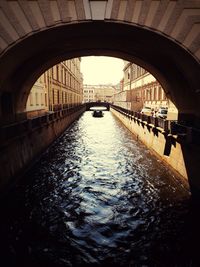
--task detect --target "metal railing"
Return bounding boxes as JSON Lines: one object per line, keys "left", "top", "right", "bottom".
{"left": 0, "top": 105, "right": 85, "bottom": 144}
{"left": 111, "top": 104, "right": 200, "bottom": 144}
{"left": 1, "top": 104, "right": 199, "bottom": 145}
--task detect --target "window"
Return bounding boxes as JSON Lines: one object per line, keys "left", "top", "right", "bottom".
{"left": 45, "top": 93, "right": 47, "bottom": 106}
{"left": 57, "top": 91, "right": 60, "bottom": 104}
{"left": 158, "top": 86, "right": 162, "bottom": 100}
{"left": 56, "top": 65, "right": 59, "bottom": 81}
{"left": 153, "top": 86, "right": 157, "bottom": 100}
{"left": 53, "top": 90, "right": 55, "bottom": 104}
{"left": 44, "top": 73, "right": 46, "bottom": 83}
{"left": 61, "top": 68, "right": 63, "bottom": 83}
{"left": 30, "top": 92, "right": 33, "bottom": 106}
{"left": 51, "top": 68, "right": 54, "bottom": 79}
{"left": 35, "top": 92, "right": 38, "bottom": 105}
{"left": 41, "top": 93, "right": 43, "bottom": 105}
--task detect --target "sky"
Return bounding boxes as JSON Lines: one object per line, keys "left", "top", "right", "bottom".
{"left": 80, "top": 56, "right": 124, "bottom": 85}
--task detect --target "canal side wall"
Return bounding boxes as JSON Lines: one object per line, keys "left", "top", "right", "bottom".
{"left": 111, "top": 107, "right": 188, "bottom": 182}
{"left": 0, "top": 106, "right": 85, "bottom": 193}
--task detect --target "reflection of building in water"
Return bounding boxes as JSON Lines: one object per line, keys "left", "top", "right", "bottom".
{"left": 26, "top": 58, "right": 83, "bottom": 118}
{"left": 113, "top": 61, "right": 178, "bottom": 120}
{"left": 83, "top": 84, "right": 116, "bottom": 103}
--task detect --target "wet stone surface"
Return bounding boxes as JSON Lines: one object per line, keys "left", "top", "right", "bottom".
{"left": 0, "top": 111, "right": 199, "bottom": 267}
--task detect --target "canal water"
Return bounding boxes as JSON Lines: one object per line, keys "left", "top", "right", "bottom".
{"left": 0, "top": 111, "right": 199, "bottom": 267}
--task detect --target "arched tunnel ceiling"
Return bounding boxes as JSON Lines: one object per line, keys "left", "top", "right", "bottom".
{"left": 1, "top": 21, "right": 200, "bottom": 115}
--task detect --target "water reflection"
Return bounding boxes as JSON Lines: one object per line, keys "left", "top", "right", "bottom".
{"left": 0, "top": 111, "right": 198, "bottom": 267}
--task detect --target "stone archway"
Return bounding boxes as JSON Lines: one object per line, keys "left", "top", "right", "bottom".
{"left": 0, "top": 0, "right": 200, "bottom": 126}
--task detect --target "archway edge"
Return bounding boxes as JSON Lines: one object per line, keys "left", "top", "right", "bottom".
{"left": 0, "top": 20, "right": 200, "bottom": 125}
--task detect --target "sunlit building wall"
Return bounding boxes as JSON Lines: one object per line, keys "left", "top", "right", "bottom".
{"left": 46, "top": 58, "right": 83, "bottom": 111}
{"left": 114, "top": 62, "right": 178, "bottom": 118}
{"left": 26, "top": 58, "right": 83, "bottom": 117}
{"left": 112, "top": 91, "right": 131, "bottom": 110}
{"left": 83, "top": 86, "right": 95, "bottom": 102}
{"left": 83, "top": 85, "right": 116, "bottom": 103}
{"left": 26, "top": 75, "right": 48, "bottom": 117}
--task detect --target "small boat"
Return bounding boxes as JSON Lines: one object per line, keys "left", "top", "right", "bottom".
{"left": 92, "top": 110, "right": 104, "bottom": 117}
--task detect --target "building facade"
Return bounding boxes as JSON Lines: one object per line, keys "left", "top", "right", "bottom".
{"left": 83, "top": 84, "right": 116, "bottom": 103}
{"left": 26, "top": 58, "right": 83, "bottom": 117}
{"left": 26, "top": 75, "right": 48, "bottom": 117}
{"left": 83, "top": 86, "right": 95, "bottom": 103}
{"left": 113, "top": 61, "right": 178, "bottom": 119}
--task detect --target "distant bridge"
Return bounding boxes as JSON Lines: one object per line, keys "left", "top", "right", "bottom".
{"left": 85, "top": 102, "right": 110, "bottom": 111}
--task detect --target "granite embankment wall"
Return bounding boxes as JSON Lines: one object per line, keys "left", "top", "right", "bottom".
{"left": 111, "top": 107, "right": 188, "bottom": 183}
{"left": 0, "top": 106, "right": 85, "bottom": 193}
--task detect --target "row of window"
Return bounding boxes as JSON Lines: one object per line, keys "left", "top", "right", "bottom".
{"left": 84, "top": 90, "right": 94, "bottom": 93}
{"left": 28, "top": 90, "right": 82, "bottom": 108}
{"left": 27, "top": 58, "right": 83, "bottom": 112}
{"left": 44, "top": 70, "right": 82, "bottom": 92}
{"left": 50, "top": 90, "right": 82, "bottom": 105}
{"left": 63, "top": 59, "right": 81, "bottom": 75}
{"left": 125, "top": 64, "right": 147, "bottom": 82}
{"left": 143, "top": 85, "right": 167, "bottom": 101}
{"left": 131, "top": 65, "right": 147, "bottom": 80}
{"left": 29, "top": 92, "right": 47, "bottom": 107}
{"left": 128, "top": 86, "right": 167, "bottom": 102}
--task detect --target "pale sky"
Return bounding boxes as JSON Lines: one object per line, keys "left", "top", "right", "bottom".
{"left": 81, "top": 56, "right": 124, "bottom": 85}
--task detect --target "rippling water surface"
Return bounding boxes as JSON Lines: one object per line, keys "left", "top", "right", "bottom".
{"left": 1, "top": 111, "right": 199, "bottom": 267}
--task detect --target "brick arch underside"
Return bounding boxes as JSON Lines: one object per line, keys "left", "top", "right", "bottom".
{"left": 0, "top": 21, "right": 200, "bottom": 126}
